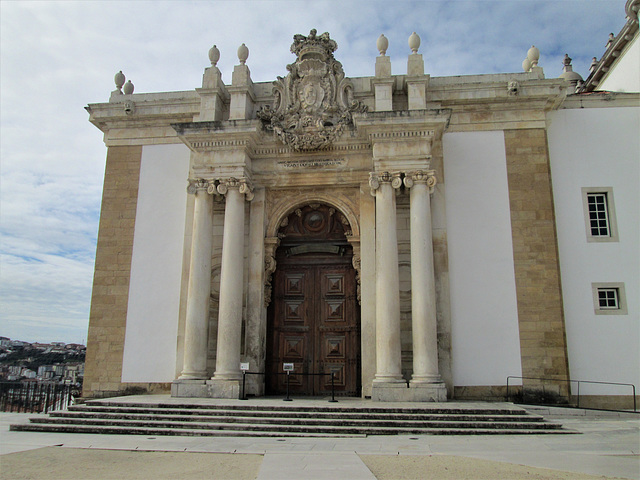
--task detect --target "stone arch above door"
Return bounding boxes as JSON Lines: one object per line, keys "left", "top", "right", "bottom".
{"left": 266, "top": 192, "right": 360, "bottom": 239}
{"left": 264, "top": 192, "right": 361, "bottom": 307}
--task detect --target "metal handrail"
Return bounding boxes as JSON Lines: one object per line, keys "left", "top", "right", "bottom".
{"left": 506, "top": 376, "right": 637, "bottom": 412}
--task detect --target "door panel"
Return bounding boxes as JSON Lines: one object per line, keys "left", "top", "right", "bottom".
{"left": 267, "top": 259, "right": 360, "bottom": 396}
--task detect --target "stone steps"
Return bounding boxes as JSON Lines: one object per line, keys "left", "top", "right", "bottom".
{"left": 10, "top": 400, "right": 574, "bottom": 437}
{"left": 49, "top": 411, "right": 544, "bottom": 425}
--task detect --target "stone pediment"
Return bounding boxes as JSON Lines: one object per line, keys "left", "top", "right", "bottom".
{"left": 257, "top": 29, "right": 367, "bottom": 151}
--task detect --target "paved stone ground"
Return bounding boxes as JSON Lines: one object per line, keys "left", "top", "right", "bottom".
{"left": 1, "top": 401, "right": 638, "bottom": 480}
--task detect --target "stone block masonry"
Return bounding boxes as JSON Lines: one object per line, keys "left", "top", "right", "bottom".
{"left": 504, "top": 129, "right": 570, "bottom": 392}
{"left": 83, "top": 145, "right": 143, "bottom": 398}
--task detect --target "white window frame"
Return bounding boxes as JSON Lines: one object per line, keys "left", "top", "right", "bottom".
{"left": 592, "top": 282, "right": 628, "bottom": 315}
{"left": 582, "top": 187, "right": 618, "bottom": 242}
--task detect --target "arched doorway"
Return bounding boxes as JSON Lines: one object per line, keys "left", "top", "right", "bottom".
{"left": 266, "top": 204, "right": 361, "bottom": 396}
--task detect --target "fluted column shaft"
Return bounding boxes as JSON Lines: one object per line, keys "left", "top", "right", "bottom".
{"left": 213, "top": 178, "right": 252, "bottom": 381}
{"left": 179, "top": 180, "right": 214, "bottom": 379}
{"left": 370, "top": 172, "right": 404, "bottom": 383}
{"left": 405, "top": 171, "right": 442, "bottom": 384}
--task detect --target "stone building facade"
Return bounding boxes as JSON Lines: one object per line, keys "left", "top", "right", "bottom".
{"left": 83, "top": 24, "right": 638, "bottom": 407}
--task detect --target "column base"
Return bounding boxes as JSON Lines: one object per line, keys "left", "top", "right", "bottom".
{"left": 206, "top": 379, "right": 241, "bottom": 399}
{"left": 171, "top": 379, "right": 208, "bottom": 398}
{"left": 372, "top": 380, "right": 447, "bottom": 402}
{"left": 171, "top": 378, "right": 241, "bottom": 399}
{"left": 371, "top": 381, "right": 408, "bottom": 402}
{"left": 409, "top": 381, "right": 447, "bottom": 402}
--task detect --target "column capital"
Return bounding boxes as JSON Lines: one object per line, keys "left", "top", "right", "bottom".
{"left": 217, "top": 177, "right": 254, "bottom": 201}
{"left": 369, "top": 171, "right": 403, "bottom": 195}
{"left": 187, "top": 178, "right": 217, "bottom": 195}
{"left": 403, "top": 170, "right": 437, "bottom": 193}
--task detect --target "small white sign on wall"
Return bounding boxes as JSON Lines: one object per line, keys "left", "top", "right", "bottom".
{"left": 283, "top": 363, "right": 294, "bottom": 372}
{"left": 240, "top": 363, "right": 250, "bottom": 371}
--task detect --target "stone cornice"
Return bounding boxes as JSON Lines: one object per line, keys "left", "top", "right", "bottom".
{"left": 431, "top": 78, "right": 567, "bottom": 111}
{"left": 86, "top": 72, "right": 572, "bottom": 148}
{"left": 86, "top": 92, "right": 200, "bottom": 132}
{"left": 172, "top": 120, "right": 263, "bottom": 154}
{"left": 560, "top": 91, "right": 640, "bottom": 109}
{"left": 581, "top": 12, "right": 639, "bottom": 92}
{"left": 353, "top": 109, "right": 451, "bottom": 142}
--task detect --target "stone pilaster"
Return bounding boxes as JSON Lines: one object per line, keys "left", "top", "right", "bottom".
{"left": 369, "top": 172, "right": 405, "bottom": 399}
{"left": 504, "top": 129, "right": 570, "bottom": 395}
{"left": 244, "top": 188, "right": 267, "bottom": 396}
{"left": 404, "top": 170, "right": 447, "bottom": 401}
{"left": 83, "top": 145, "right": 142, "bottom": 398}
{"left": 359, "top": 184, "right": 377, "bottom": 397}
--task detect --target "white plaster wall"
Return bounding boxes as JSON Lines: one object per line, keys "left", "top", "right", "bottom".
{"left": 598, "top": 35, "right": 640, "bottom": 93}
{"left": 443, "top": 131, "right": 522, "bottom": 386}
{"left": 122, "top": 144, "right": 190, "bottom": 383}
{"left": 547, "top": 106, "right": 640, "bottom": 395}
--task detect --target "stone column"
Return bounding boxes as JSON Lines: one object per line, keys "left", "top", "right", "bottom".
{"left": 369, "top": 172, "right": 405, "bottom": 393}
{"left": 178, "top": 179, "right": 215, "bottom": 380}
{"left": 405, "top": 171, "right": 447, "bottom": 401}
{"left": 210, "top": 178, "right": 253, "bottom": 396}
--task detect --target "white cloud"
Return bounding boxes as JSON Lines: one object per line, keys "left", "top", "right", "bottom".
{"left": 0, "top": 0, "right": 628, "bottom": 343}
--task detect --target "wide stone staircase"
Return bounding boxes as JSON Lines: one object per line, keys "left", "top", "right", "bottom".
{"left": 11, "top": 398, "right": 574, "bottom": 437}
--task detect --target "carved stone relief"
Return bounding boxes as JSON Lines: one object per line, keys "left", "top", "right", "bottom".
{"left": 257, "top": 29, "right": 367, "bottom": 151}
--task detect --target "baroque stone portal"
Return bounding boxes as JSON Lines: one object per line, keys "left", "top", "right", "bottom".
{"left": 257, "top": 29, "right": 367, "bottom": 151}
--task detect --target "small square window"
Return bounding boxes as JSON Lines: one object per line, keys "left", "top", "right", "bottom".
{"left": 582, "top": 188, "right": 618, "bottom": 242}
{"left": 592, "top": 283, "right": 627, "bottom": 315}
{"left": 597, "top": 288, "right": 619, "bottom": 309}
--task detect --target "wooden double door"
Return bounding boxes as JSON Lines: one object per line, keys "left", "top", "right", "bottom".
{"left": 266, "top": 252, "right": 361, "bottom": 396}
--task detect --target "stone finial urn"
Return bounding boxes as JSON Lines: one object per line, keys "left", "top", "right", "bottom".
{"left": 123, "top": 80, "right": 134, "bottom": 95}
{"left": 237, "top": 43, "right": 249, "bottom": 65}
{"left": 527, "top": 45, "right": 540, "bottom": 66}
{"left": 408, "top": 32, "right": 421, "bottom": 53}
{"left": 209, "top": 45, "right": 220, "bottom": 66}
{"left": 114, "top": 71, "right": 125, "bottom": 92}
{"left": 377, "top": 34, "right": 389, "bottom": 55}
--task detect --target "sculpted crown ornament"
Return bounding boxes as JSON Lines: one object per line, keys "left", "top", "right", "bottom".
{"left": 257, "top": 29, "right": 368, "bottom": 151}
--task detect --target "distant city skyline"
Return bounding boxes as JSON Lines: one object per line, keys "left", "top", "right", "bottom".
{"left": 0, "top": 0, "right": 628, "bottom": 343}
{"left": 0, "top": 336, "right": 85, "bottom": 347}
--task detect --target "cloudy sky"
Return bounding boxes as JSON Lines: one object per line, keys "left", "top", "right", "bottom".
{"left": 0, "top": 0, "right": 627, "bottom": 344}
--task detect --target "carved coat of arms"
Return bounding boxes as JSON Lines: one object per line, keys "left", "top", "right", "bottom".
{"left": 257, "top": 29, "right": 367, "bottom": 151}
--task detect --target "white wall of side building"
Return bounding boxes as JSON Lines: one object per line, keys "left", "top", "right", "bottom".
{"left": 121, "top": 144, "right": 190, "bottom": 383}
{"left": 443, "top": 131, "right": 523, "bottom": 387}
{"left": 547, "top": 106, "right": 640, "bottom": 395}
{"left": 598, "top": 35, "right": 640, "bottom": 93}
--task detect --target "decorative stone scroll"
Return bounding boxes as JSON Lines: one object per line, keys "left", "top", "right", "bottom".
{"left": 403, "top": 170, "right": 437, "bottom": 194}
{"left": 187, "top": 178, "right": 216, "bottom": 195}
{"left": 368, "top": 171, "right": 403, "bottom": 196}
{"left": 216, "top": 177, "right": 254, "bottom": 201}
{"left": 257, "top": 29, "right": 367, "bottom": 151}
{"left": 263, "top": 237, "right": 280, "bottom": 307}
